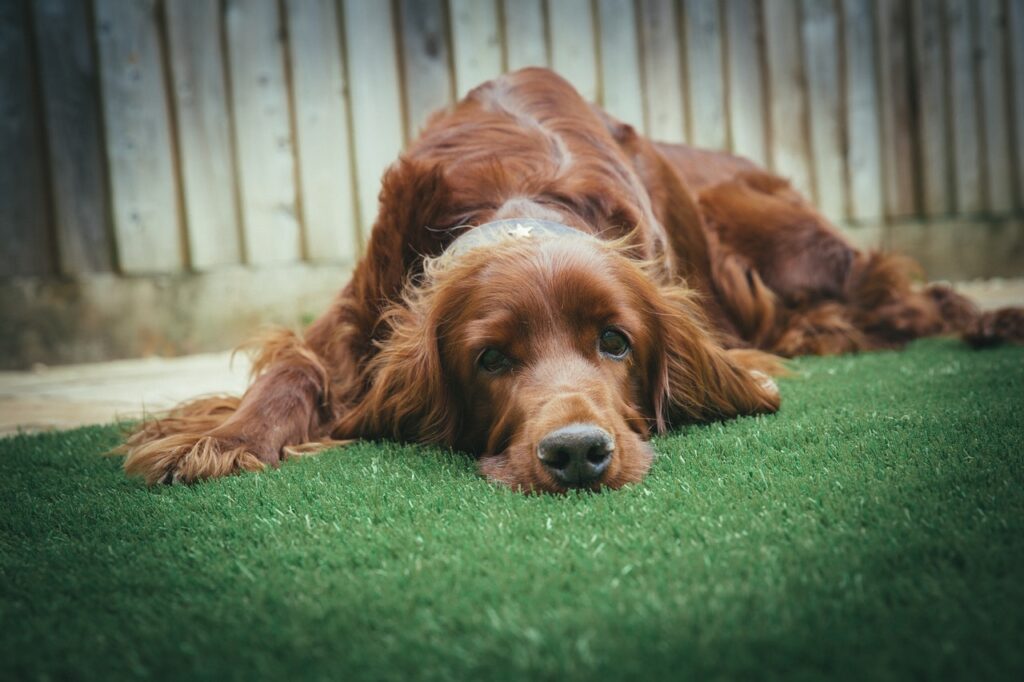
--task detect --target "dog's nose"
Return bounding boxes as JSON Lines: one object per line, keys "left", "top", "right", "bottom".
{"left": 538, "top": 424, "right": 613, "bottom": 486}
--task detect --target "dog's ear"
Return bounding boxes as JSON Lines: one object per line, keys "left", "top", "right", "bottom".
{"left": 648, "top": 284, "right": 781, "bottom": 432}
{"left": 336, "top": 298, "right": 457, "bottom": 444}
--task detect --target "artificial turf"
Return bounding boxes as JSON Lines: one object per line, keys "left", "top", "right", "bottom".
{"left": 1, "top": 338, "right": 1022, "bottom": 681}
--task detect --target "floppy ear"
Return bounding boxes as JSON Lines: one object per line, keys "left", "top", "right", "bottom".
{"left": 334, "top": 299, "right": 457, "bottom": 445}
{"left": 650, "top": 284, "right": 781, "bottom": 432}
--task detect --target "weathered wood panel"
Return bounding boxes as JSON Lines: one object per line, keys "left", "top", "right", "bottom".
{"left": 224, "top": 0, "right": 299, "bottom": 266}
{"left": 32, "top": 0, "right": 112, "bottom": 274}
{"left": 502, "top": 0, "right": 548, "bottom": 70}
{"left": 724, "top": 0, "right": 768, "bottom": 165}
{"left": 285, "top": 0, "right": 358, "bottom": 263}
{"left": 449, "top": 0, "right": 503, "bottom": 97}
{"left": 399, "top": 0, "right": 454, "bottom": 139}
{"left": 547, "top": 0, "right": 599, "bottom": 101}
{"left": 1011, "top": 0, "right": 1024, "bottom": 210}
{"left": 763, "top": 0, "right": 814, "bottom": 197}
{"left": 596, "top": 0, "right": 645, "bottom": 128}
{"left": 976, "top": 0, "right": 1014, "bottom": 215}
{"left": 842, "top": 0, "right": 883, "bottom": 221}
{"left": 911, "top": 0, "right": 952, "bottom": 216}
{"left": 800, "top": 0, "right": 844, "bottom": 217}
{"left": 94, "top": 0, "right": 183, "bottom": 274}
{"left": 0, "top": 0, "right": 53, "bottom": 277}
{"left": 342, "top": 0, "right": 406, "bottom": 239}
{"left": 945, "top": 0, "right": 983, "bottom": 214}
{"left": 683, "top": 0, "right": 728, "bottom": 149}
{"left": 165, "top": 0, "right": 241, "bottom": 270}
{"left": 9, "top": 0, "right": 1024, "bottom": 292}
{"left": 638, "top": 0, "right": 687, "bottom": 142}
{"left": 875, "top": 0, "right": 918, "bottom": 218}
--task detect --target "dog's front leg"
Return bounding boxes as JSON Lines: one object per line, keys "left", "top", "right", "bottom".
{"left": 122, "top": 328, "right": 334, "bottom": 485}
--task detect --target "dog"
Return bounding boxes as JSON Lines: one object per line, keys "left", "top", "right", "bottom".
{"left": 122, "top": 68, "right": 1023, "bottom": 492}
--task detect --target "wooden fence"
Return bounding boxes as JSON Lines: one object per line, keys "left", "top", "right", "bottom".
{"left": 4, "top": 0, "right": 1024, "bottom": 278}
{"left": 1, "top": 0, "right": 1023, "bottom": 365}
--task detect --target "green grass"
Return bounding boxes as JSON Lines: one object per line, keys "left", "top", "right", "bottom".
{"left": 2, "top": 339, "right": 1023, "bottom": 681}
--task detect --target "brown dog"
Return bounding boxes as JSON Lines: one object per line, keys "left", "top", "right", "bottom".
{"left": 122, "top": 68, "right": 1022, "bottom": 492}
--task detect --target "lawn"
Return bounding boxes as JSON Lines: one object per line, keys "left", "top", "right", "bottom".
{"left": 1, "top": 339, "right": 1022, "bottom": 681}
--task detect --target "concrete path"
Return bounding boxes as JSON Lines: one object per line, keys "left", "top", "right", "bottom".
{"left": 949, "top": 278, "right": 1024, "bottom": 311}
{"left": 1, "top": 278, "right": 1022, "bottom": 437}
{"left": 0, "top": 352, "right": 250, "bottom": 436}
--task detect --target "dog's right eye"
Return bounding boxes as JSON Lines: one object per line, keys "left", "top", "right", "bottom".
{"left": 478, "top": 348, "right": 513, "bottom": 374}
{"left": 599, "top": 328, "right": 631, "bottom": 359}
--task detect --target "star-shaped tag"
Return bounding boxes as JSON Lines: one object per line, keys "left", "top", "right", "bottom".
{"left": 508, "top": 223, "right": 534, "bottom": 239}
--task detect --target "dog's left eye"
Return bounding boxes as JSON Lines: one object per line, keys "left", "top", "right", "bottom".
{"left": 478, "top": 348, "right": 513, "bottom": 373}
{"left": 598, "top": 328, "right": 630, "bottom": 359}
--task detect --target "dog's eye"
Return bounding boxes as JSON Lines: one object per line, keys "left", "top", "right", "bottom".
{"left": 599, "top": 328, "right": 630, "bottom": 359}
{"left": 478, "top": 348, "right": 512, "bottom": 373}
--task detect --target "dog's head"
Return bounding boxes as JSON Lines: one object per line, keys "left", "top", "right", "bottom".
{"left": 339, "top": 229, "right": 779, "bottom": 493}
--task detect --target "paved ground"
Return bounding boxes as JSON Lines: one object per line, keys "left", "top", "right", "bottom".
{"left": 947, "top": 277, "right": 1024, "bottom": 310}
{"left": 1, "top": 278, "right": 1021, "bottom": 436}
{"left": 0, "top": 352, "right": 250, "bottom": 436}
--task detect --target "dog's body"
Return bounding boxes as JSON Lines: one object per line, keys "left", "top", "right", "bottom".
{"left": 124, "top": 68, "right": 1022, "bottom": 492}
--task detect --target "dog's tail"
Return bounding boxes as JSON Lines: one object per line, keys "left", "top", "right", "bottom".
{"left": 944, "top": 296, "right": 1024, "bottom": 347}
{"left": 847, "top": 251, "right": 1024, "bottom": 348}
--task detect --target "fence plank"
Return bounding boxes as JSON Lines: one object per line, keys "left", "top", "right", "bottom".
{"left": 763, "top": 0, "right": 814, "bottom": 197}
{"left": 875, "top": 0, "right": 918, "bottom": 218}
{"left": 596, "top": 0, "right": 645, "bottom": 128}
{"left": 723, "top": 0, "right": 768, "bottom": 165}
{"left": 910, "top": 0, "right": 951, "bottom": 216}
{"left": 165, "top": 0, "right": 240, "bottom": 270}
{"left": 399, "top": 0, "right": 453, "bottom": 139}
{"left": 945, "top": 0, "right": 983, "bottom": 214}
{"left": 0, "top": 0, "right": 52, "bottom": 277}
{"left": 32, "top": 0, "right": 111, "bottom": 275}
{"left": 546, "top": 0, "right": 599, "bottom": 101}
{"left": 976, "top": 0, "right": 1013, "bottom": 215}
{"left": 502, "top": 0, "right": 548, "bottom": 69}
{"left": 342, "top": 0, "right": 405, "bottom": 239}
{"left": 224, "top": 0, "right": 299, "bottom": 266}
{"left": 450, "top": 0, "right": 503, "bottom": 97}
{"left": 286, "top": 0, "right": 359, "bottom": 263}
{"left": 800, "top": 0, "right": 842, "bottom": 217}
{"left": 638, "top": 0, "right": 687, "bottom": 142}
{"left": 1011, "top": 0, "right": 1024, "bottom": 210}
{"left": 683, "top": 0, "right": 728, "bottom": 148}
{"left": 842, "top": 0, "right": 883, "bottom": 221}
{"left": 94, "top": 0, "right": 183, "bottom": 274}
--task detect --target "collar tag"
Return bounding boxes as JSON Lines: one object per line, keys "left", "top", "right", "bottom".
{"left": 508, "top": 223, "right": 534, "bottom": 239}
{"left": 442, "top": 219, "right": 593, "bottom": 260}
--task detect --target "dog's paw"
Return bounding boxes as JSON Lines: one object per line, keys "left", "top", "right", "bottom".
{"left": 749, "top": 369, "right": 780, "bottom": 399}
{"left": 124, "top": 433, "right": 267, "bottom": 486}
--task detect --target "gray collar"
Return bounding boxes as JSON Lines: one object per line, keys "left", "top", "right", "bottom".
{"left": 443, "top": 219, "right": 598, "bottom": 259}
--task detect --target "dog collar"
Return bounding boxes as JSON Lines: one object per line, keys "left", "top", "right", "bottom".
{"left": 442, "top": 219, "right": 598, "bottom": 259}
